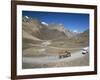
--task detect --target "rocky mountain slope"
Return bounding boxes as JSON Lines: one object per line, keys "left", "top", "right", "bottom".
{"left": 22, "top": 16, "right": 78, "bottom": 40}
{"left": 22, "top": 16, "right": 89, "bottom": 49}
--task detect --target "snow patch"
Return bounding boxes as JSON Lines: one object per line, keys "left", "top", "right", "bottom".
{"left": 41, "top": 22, "right": 48, "bottom": 26}
{"left": 73, "top": 29, "right": 81, "bottom": 34}
{"left": 25, "top": 16, "right": 29, "bottom": 19}
{"left": 73, "top": 30, "right": 78, "bottom": 33}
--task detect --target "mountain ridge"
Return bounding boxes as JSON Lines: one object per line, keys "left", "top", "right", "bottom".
{"left": 22, "top": 16, "right": 89, "bottom": 47}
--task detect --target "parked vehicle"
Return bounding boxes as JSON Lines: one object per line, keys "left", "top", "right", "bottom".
{"left": 82, "top": 47, "right": 89, "bottom": 54}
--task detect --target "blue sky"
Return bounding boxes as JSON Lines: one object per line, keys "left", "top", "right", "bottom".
{"left": 22, "top": 11, "right": 89, "bottom": 33}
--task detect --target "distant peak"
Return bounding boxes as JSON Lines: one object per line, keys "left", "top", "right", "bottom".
{"left": 72, "top": 30, "right": 81, "bottom": 34}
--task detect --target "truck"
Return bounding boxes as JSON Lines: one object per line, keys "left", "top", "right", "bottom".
{"left": 59, "top": 51, "right": 71, "bottom": 59}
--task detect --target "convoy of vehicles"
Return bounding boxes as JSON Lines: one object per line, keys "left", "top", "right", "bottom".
{"left": 58, "top": 47, "right": 89, "bottom": 59}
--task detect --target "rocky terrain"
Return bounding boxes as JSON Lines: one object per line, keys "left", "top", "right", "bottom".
{"left": 22, "top": 16, "right": 89, "bottom": 69}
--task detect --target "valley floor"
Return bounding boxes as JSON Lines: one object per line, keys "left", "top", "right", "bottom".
{"left": 22, "top": 48, "right": 89, "bottom": 69}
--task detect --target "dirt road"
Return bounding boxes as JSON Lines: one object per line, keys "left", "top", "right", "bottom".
{"left": 23, "top": 49, "right": 88, "bottom": 64}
